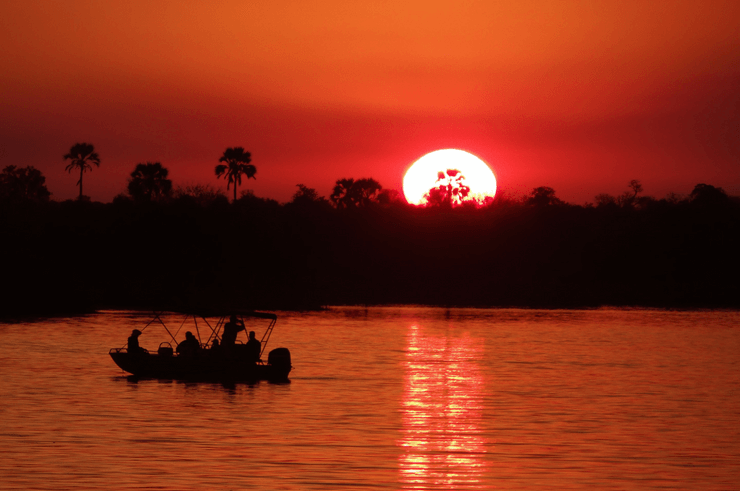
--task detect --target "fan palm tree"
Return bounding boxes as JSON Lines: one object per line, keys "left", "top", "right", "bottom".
{"left": 63, "top": 143, "right": 100, "bottom": 200}
{"left": 128, "top": 162, "right": 173, "bottom": 202}
{"left": 424, "top": 169, "right": 470, "bottom": 208}
{"left": 215, "top": 147, "right": 256, "bottom": 201}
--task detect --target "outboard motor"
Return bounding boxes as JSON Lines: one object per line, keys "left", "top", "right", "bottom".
{"left": 267, "top": 347, "right": 292, "bottom": 381}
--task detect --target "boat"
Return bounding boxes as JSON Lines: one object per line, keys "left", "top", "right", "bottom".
{"left": 110, "top": 310, "right": 292, "bottom": 382}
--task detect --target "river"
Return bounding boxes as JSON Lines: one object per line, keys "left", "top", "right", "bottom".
{"left": 1, "top": 307, "right": 738, "bottom": 489}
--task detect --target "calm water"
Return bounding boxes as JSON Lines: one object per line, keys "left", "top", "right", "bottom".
{"left": 1, "top": 307, "right": 738, "bottom": 490}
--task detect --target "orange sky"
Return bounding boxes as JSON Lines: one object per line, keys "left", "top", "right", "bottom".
{"left": 2, "top": 0, "right": 739, "bottom": 203}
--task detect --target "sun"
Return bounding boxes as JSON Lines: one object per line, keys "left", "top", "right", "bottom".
{"left": 403, "top": 149, "right": 497, "bottom": 206}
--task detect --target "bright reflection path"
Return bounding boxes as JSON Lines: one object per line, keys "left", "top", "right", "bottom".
{"left": 3, "top": 308, "right": 739, "bottom": 489}
{"left": 398, "top": 324, "right": 488, "bottom": 489}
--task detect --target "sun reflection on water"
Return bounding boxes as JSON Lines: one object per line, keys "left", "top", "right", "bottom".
{"left": 398, "top": 324, "right": 488, "bottom": 489}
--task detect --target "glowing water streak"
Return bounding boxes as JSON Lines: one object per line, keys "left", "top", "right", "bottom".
{"left": 398, "top": 324, "right": 488, "bottom": 489}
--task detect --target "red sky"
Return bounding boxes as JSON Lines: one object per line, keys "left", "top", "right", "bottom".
{"left": 2, "top": 0, "right": 739, "bottom": 203}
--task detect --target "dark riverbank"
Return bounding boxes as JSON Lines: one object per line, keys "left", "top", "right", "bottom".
{"left": 2, "top": 191, "right": 738, "bottom": 317}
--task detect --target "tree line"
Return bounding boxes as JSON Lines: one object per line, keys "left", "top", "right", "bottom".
{"left": 1, "top": 142, "right": 738, "bottom": 316}
{"left": 1, "top": 142, "right": 396, "bottom": 207}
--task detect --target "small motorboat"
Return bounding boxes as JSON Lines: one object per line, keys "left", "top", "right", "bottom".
{"left": 110, "top": 310, "right": 292, "bottom": 382}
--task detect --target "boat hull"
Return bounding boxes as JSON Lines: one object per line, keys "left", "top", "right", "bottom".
{"left": 110, "top": 348, "right": 291, "bottom": 382}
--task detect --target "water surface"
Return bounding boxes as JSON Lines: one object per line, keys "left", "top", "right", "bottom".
{"left": 1, "top": 307, "right": 738, "bottom": 489}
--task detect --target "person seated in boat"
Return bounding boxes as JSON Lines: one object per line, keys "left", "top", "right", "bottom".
{"left": 127, "top": 329, "right": 146, "bottom": 355}
{"left": 221, "top": 315, "right": 245, "bottom": 347}
{"left": 176, "top": 331, "right": 200, "bottom": 357}
{"left": 246, "top": 330, "right": 261, "bottom": 363}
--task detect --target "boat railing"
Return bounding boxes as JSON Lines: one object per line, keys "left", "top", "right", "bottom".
{"left": 109, "top": 347, "right": 150, "bottom": 355}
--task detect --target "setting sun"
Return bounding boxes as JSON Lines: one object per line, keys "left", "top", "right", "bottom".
{"left": 403, "top": 149, "right": 497, "bottom": 206}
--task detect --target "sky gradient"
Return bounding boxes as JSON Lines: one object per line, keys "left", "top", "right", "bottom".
{"left": 2, "top": 0, "right": 739, "bottom": 203}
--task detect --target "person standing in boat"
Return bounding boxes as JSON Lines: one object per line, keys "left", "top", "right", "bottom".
{"left": 246, "top": 330, "right": 261, "bottom": 363}
{"left": 127, "top": 329, "right": 145, "bottom": 355}
{"left": 221, "top": 315, "right": 245, "bottom": 347}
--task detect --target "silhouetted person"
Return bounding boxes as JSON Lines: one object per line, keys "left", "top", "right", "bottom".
{"left": 176, "top": 331, "right": 200, "bottom": 357}
{"left": 246, "top": 330, "right": 261, "bottom": 363}
{"left": 128, "top": 329, "right": 145, "bottom": 355}
{"left": 211, "top": 338, "right": 220, "bottom": 350}
{"left": 221, "top": 315, "right": 244, "bottom": 347}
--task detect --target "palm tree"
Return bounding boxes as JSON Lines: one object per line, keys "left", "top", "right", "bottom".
{"left": 215, "top": 147, "right": 256, "bottom": 201}
{"left": 424, "top": 169, "right": 470, "bottom": 208}
{"left": 63, "top": 143, "right": 100, "bottom": 200}
{"left": 127, "top": 162, "right": 173, "bottom": 202}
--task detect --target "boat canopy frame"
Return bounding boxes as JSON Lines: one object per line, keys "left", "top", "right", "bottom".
{"left": 124, "top": 310, "right": 279, "bottom": 358}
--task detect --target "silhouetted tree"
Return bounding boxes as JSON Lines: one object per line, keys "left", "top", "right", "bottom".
{"left": 291, "top": 184, "right": 328, "bottom": 205}
{"left": 63, "top": 143, "right": 100, "bottom": 200}
{"left": 423, "top": 169, "right": 470, "bottom": 208}
{"left": 594, "top": 193, "right": 617, "bottom": 207}
{"left": 127, "top": 162, "right": 172, "bottom": 202}
{"left": 0, "top": 165, "right": 51, "bottom": 202}
{"left": 527, "top": 186, "right": 563, "bottom": 207}
{"left": 215, "top": 147, "right": 256, "bottom": 201}
{"left": 690, "top": 183, "right": 728, "bottom": 207}
{"left": 353, "top": 178, "right": 383, "bottom": 206}
{"left": 330, "top": 178, "right": 383, "bottom": 208}
{"left": 330, "top": 178, "right": 355, "bottom": 209}
{"left": 617, "top": 179, "right": 643, "bottom": 208}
